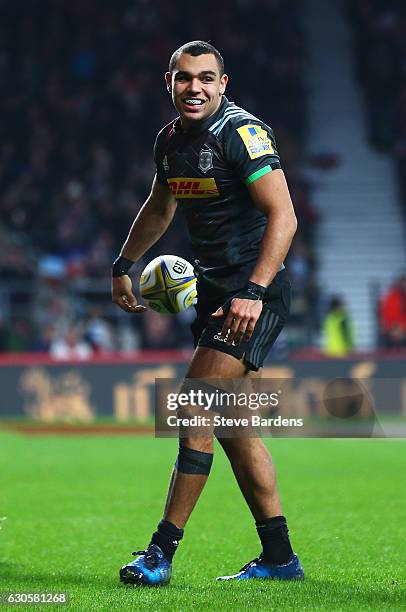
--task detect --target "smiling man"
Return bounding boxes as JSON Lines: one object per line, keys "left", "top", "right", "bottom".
{"left": 167, "top": 48, "right": 228, "bottom": 124}
{"left": 112, "top": 41, "right": 303, "bottom": 585}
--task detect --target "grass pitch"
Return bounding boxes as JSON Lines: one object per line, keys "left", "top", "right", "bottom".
{"left": 0, "top": 432, "right": 405, "bottom": 611}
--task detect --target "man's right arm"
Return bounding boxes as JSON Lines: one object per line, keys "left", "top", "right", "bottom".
{"left": 112, "top": 175, "right": 177, "bottom": 313}
{"left": 121, "top": 175, "right": 177, "bottom": 261}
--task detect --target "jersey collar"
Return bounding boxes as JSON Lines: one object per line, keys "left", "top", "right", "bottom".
{"left": 174, "top": 96, "right": 231, "bottom": 135}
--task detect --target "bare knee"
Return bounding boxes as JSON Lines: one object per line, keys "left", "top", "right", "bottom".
{"left": 217, "top": 436, "right": 269, "bottom": 464}
{"left": 176, "top": 402, "right": 214, "bottom": 452}
{"left": 180, "top": 436, "right": 213, "bottom": 454}
{"left": 217, "top": 436, "right": 244, "bottom": 463}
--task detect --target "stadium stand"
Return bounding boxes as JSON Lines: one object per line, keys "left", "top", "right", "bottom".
{"left": 0, "top": 0, "right": 317, "bottom": 354}
{"left": 348, "top": 0, "right": 406, "bottom": 346}
{"left": 350, "top": 0, "right": 406, "bottom": 221}
{"left": 349, "top": 0, "right": 406, "bottom": 217}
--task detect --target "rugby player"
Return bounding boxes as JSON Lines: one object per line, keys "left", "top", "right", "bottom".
{"left": 112, "top": 41, "right": 303, "bottom": 584}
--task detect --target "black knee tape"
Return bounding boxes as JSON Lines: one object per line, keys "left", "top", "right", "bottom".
{"left": 175, "top": 444, "right": 213, "bottom": 475}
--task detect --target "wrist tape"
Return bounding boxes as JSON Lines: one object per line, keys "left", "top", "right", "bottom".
{"left": 112, "top": 256, "right": 135, "bottom": 277}
{"left": 235, "top": 281, "right": 267, "bottom": 301}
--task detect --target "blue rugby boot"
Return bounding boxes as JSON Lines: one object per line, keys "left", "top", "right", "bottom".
{"left": 216, "top": 553, "right": 304, "bottom": 581}
{"left": 120, "top": 544, "right": 172, "bottom": 586}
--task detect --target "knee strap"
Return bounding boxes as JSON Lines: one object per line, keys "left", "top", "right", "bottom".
{"left": 175, "top": 444, "right": 213, "bottom": 475}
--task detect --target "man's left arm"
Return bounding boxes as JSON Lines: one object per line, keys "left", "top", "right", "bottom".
{"left": 215, "top": 169, "right": 297, "bottom": 344}
{"left": 248, "top": 168, "right": 297, "bottom": 285}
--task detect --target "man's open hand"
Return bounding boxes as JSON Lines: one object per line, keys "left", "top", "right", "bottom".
{"left": 112, "top": 275, "right": 147, "bottom": 313}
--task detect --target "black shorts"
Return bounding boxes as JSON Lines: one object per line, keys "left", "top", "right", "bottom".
{"left": 191, "top": 270, "right": 291, "bottom": 371}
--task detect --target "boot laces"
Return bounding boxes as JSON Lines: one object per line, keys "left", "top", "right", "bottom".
{"left": 132, "top": 549, "right": 160, "bottom": 570}
{"left": 239, "top": 556, "right": 262, "bottom": 572}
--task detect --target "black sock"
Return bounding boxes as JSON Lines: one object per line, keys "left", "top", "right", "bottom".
{"left": 256, "top": 515, "right": 294, "bottom": 564}
{"left": 150, "top": 520, "right": 184, "bottom": 562}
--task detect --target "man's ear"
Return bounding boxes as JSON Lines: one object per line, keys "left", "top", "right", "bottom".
{"left": 165, "top": 72, "right": 172, "bottom": 93}
{"left": 219, "top": 73, "right": 228, "bottom": 95}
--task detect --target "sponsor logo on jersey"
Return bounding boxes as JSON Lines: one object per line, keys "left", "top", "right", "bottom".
{"left": 237, "top": 124, "right": 274, "bottom": 159}
{"left": 167, "top": 177, "right": 219, "bottom": 198}
{"left": 163, "top": 155, "right": 169, "bottom": 172}
{"left": 198, "top": 147, "right": 213, "bottom": 173}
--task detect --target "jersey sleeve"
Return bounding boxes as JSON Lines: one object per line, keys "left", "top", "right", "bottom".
{"left": 153, "top": 129, "right": 168, "bottom": 185}
{"left": 224, "top": 119, "right": 282, "bottom": 185}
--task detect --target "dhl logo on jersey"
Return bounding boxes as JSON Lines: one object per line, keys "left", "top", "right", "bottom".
{"left": 167, "top": 177, "right": 219, "bottom": 198}
{"left": 237, "top": 124, "right": 274, "bottom": 160}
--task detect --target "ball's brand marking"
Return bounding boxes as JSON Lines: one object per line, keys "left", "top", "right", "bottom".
{"left": 173, "top": 260, "right": 187, "bottom": 275}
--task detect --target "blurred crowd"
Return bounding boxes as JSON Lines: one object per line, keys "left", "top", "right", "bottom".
{"left": 349, "top": 0, "right": 406, "bottom": 219}
{"left": 0, "top": 0, "right": 319, "bottom": 355}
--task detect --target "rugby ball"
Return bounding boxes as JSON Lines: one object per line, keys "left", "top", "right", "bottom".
{"left": 140, "top": 255, "right": 197, "bottom": 315}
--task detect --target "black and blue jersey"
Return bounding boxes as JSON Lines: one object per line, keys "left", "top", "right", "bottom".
{"left": 154, "top": 96, "right": 282, "bottom": 294}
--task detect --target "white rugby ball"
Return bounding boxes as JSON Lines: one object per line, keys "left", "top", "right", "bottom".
{"left": 140, "top": 255, "right": 197, "bottom": 315}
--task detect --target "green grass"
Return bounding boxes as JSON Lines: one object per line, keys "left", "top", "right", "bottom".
{"left": 0, "top": 434, "right": 405, "bottom": 611}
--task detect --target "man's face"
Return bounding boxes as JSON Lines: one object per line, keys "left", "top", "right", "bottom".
{"left": 165, "top": 53, "right": 228, "bottom": 127}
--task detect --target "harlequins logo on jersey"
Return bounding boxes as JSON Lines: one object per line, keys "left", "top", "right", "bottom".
{"left": 198, "top": 148, "right": 213, "bottom": 174}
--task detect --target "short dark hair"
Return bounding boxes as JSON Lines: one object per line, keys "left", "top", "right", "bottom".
{"left": 169, "top": 41, "right": 224, "bottom": 75}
